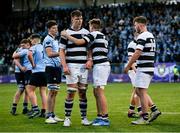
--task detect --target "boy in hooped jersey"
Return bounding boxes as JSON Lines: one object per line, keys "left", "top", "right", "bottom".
{"left": 61, "top": 18, "right": 110, "bottom": 126}
{"left": 124, "top": 16, "right": 161, "bottom": 125}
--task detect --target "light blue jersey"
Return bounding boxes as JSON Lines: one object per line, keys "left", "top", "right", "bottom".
{"left": 29, "top": 44, "right": 46, "bottom": 73}
{"left": 14, "top": 47, "right": 23, "bottom": 73}
{"left": 43, "top": 34, "right": 60, "bottom": 67}
{"left": 17, "top": 48, "right": 32, "bottom": 71}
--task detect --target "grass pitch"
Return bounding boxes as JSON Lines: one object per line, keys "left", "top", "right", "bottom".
{"left": 0, "top": 82, "right": 180, "bottom": 132}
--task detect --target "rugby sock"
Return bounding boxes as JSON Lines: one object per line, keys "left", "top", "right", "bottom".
{"left": 23, "top": 103, "right": 28, "bottom": 110}
{"left": 65, "top": 99, "right": 73, "bottom": 118}
{"left": 102, "top": 114, "right": 109, "bottom": 120}
{"left": 142, "top": 113, "right": 149, "bottom": 120}
{"left": 46, "top": 112, "right": 53, "bottom": 118}
{"left": 137, "top": 106, "right": 142, "bottom": 112}
{"left": 97, "top": 114, "right": 102, "bottom": 119}
{"left": 151, "top": 104, "right": 158, "bottom": 112}
{"left": 12, "top": 103, "right": 17, "bottom": 109}
{"left": 79, "top": 99, "right": 87, "bottom": 119}
{"left": 32, "top": 105, "right": 39, "bottom": 112}
{"left": 41, "top": 109, "right": 46, "bottom": 114}
{"left": 129, "top": 104, "right": 135, "bottom": 111}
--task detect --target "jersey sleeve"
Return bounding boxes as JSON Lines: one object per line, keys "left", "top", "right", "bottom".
{"left": 127, "top": 42, "right": 135, "bottom": 57}
{"left": 59, "top": 36, "right": 67, "bottom": 49}
{"left": 44, "top": 39, "right": 53, "bottom": 49}
{"left": 18, "top": 49, "right": 27, "bottom": 57}
{"left": 83, "top": 33, "right": 94, "bottom": 44}
{"left": 136, "top": 34, "right": 146, "bottom": 51}
{"left": 29, "top": 45, "right": 36, "bottom": 54}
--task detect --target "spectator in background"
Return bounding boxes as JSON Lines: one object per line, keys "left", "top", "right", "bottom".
{"left": 173, "top": 66, "right": 180, "bottom": 82}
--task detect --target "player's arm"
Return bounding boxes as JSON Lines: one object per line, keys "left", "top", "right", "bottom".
{"left": 28, "top": 50, "right": 35, "bottom": 68}
{"left": 12, "top": 51, "right": 21, "bottom": 59}
{"left": 128, "top": 56, "right": 136, "bottom": 72}
{"left": 61, "top": 30, "right": 85, "bottom": 45}
{"left": 13, "top": 59, "right": 27, "bottom": 72}
{"left": 59, "top": 48, "right": 70, "bottom": 75}
{"left": 124, "top": 49, "right": 142, "bottom": 73}
{"left": 85, "top": 49, "right": 93, "bottom": 69}
{"left": 46, "top": 47, "right": 59, "bottom": 58}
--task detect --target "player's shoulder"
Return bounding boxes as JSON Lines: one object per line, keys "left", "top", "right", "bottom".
{"left": 138, "top": 31, "right": 154, "bottom": 40}
{"left": 66, "top": 27, "right": 89, "bottom": 35}
{"left": 43, "top": 35, "right": 53, "bottom": 42}
{"left": 128, "top": 40, "right": 136, "bottom": 48}
{"left": 90, "top": 31, "right": 104, "bottom": 38}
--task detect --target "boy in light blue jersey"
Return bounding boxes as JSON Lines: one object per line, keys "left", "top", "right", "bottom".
{"left": 27, "top": 34, "right": 47, "bottom": 119}
{"left": 11, "top": 39, "right": 31, "bottom": 115}
{"left": 43, "top": 20, "right": 63, "bottom": 124}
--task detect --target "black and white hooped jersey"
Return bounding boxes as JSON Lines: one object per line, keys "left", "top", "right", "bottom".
{"left": 136, "top": 31, "right": 156, "bottom": 75}
{"left": 83, "top": 31, "right": 109, "bottom": 65}
{"left": 128, "top": 40, "right": 137, "bottom": 57}
{"left": 60, "top": 27, "right": 89, "bottom": 64}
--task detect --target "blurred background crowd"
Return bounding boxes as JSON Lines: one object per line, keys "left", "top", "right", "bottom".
{"left": 0, "top": 0, "right": 179, "bottom": 74}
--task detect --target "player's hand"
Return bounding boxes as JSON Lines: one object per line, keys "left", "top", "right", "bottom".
{"left": 32, "top": 64, "right": 36, "bottom": 69}
{"left": 85, "top": 60, "right": 93, "bottom": 69}
{"left": 20, "top": 66, "right": 27, "bottom": 72}
{"left": 63, "top": 65, "right": 70, "bottom": 75}
{"left": 124, "top": 66, "right": 130, "bottom": 74}
{"left": 61, "top": 30, "right": 67, "bottom": 38}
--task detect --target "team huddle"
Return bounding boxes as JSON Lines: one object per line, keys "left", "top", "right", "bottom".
{"left": 10, "top": 10, "right": 161, "bottom": 126}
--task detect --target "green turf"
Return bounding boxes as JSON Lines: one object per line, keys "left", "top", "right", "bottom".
{"left": 0, "top": 83, "right": 180, "bottom": 132}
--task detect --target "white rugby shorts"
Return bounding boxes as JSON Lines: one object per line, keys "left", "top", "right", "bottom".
{"left": 135, "top": 69, "right": 152, "bottom": 89}
{"left": 128, "top": 70, "right": 136, "bottom": 87}
{"left": 93, "top": 62, "right": 110, "bottom": 87}
{"left": 65, "top": 64, "right": 88, "bottom": 85}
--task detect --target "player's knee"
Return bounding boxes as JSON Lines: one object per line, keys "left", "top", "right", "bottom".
{"left": 67, "top": 87, "right": 77, "bottom": 94}
{"left": 47, "top": 84, "right": 60, "bottom": 91}
{"left": 78, "top": 88, "right": 87, "bottom": 99}
{"left": 18, "top": 84, "right": 25, "bottom": 93}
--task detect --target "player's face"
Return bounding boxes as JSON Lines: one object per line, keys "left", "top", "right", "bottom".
{"left": 49, "top": 25, "right": 58, "bottom": 36}
{"left": 20, "top": 43, "right": 25, "bottom": 48}
{"left": 71, "top": 16, "right": 83, "bottom": 29}
{"left": 89, "top": 25, "right": 93, "bottom": 32}
{"left": 134, "top": 22, "right": 141, "bottom": 33}
{"left": 22, "top": 43, "right": 30, "bottom": 49}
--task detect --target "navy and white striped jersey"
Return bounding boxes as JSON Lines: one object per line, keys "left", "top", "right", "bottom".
{"left": 83, "top": 31, "right": 109, "bottom": 65}
{"left": 136, "top": 31, "right": 156, "bottom": 75}
{"left": 43, "top": 34, "right": 60, "bottom": 67}
{"left": 60, "top": 27, "right": 89, "bottom": 64}
{"left": 128, "top": 40, "right": 136, "bottom": 57}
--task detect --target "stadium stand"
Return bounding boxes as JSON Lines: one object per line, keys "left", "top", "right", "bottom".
{"left": 0, "top": 1, "right": 179, "bottom": 74}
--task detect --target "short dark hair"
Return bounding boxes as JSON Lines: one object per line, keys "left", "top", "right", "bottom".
{"left": 46, "top": 20, "right": 57, "bottom": 29}
{"left": 133, "top": 16, "right": 147, "bottom": 25}
{"left": 20, "top": 39, "right": 31, "bottom": 44}
{"left": 71, "top": 10, "right": 82, "bottom": 18}
{"left": 29, "top": 34, "right": 41, "bottom": 39}
{"left": 89, "top": 18, "right": 101, "bottom": 29}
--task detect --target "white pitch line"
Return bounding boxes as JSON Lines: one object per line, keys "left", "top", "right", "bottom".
{"left": 88, "top": 111, "right": 180, "bottom": 115}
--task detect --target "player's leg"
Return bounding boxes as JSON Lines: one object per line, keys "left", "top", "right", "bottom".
{"left": 78, "top": 66, "right": 91, "bottom": 126}
{"left": 39, "top": 86, "right": 47, "bottom": 118}
{"left": 27, "top": 73, "right": 41, "bottom": 119}
{"left": 146, "top": 94, "right": 161, "bottom": 122}
{"left": 45, "top": 67, "right": 63, "bottom": 124}
{"left": 131, "top": 71, "right": 151, "bottom": 125}
{"left": 22, "top": 70, "right": 32, "bottom": 114}
{"left": 92, "top": 64, "right": 110, "bottom": 126}
{"left": 10, "top": 72, "right": 25, "bottom": 115}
